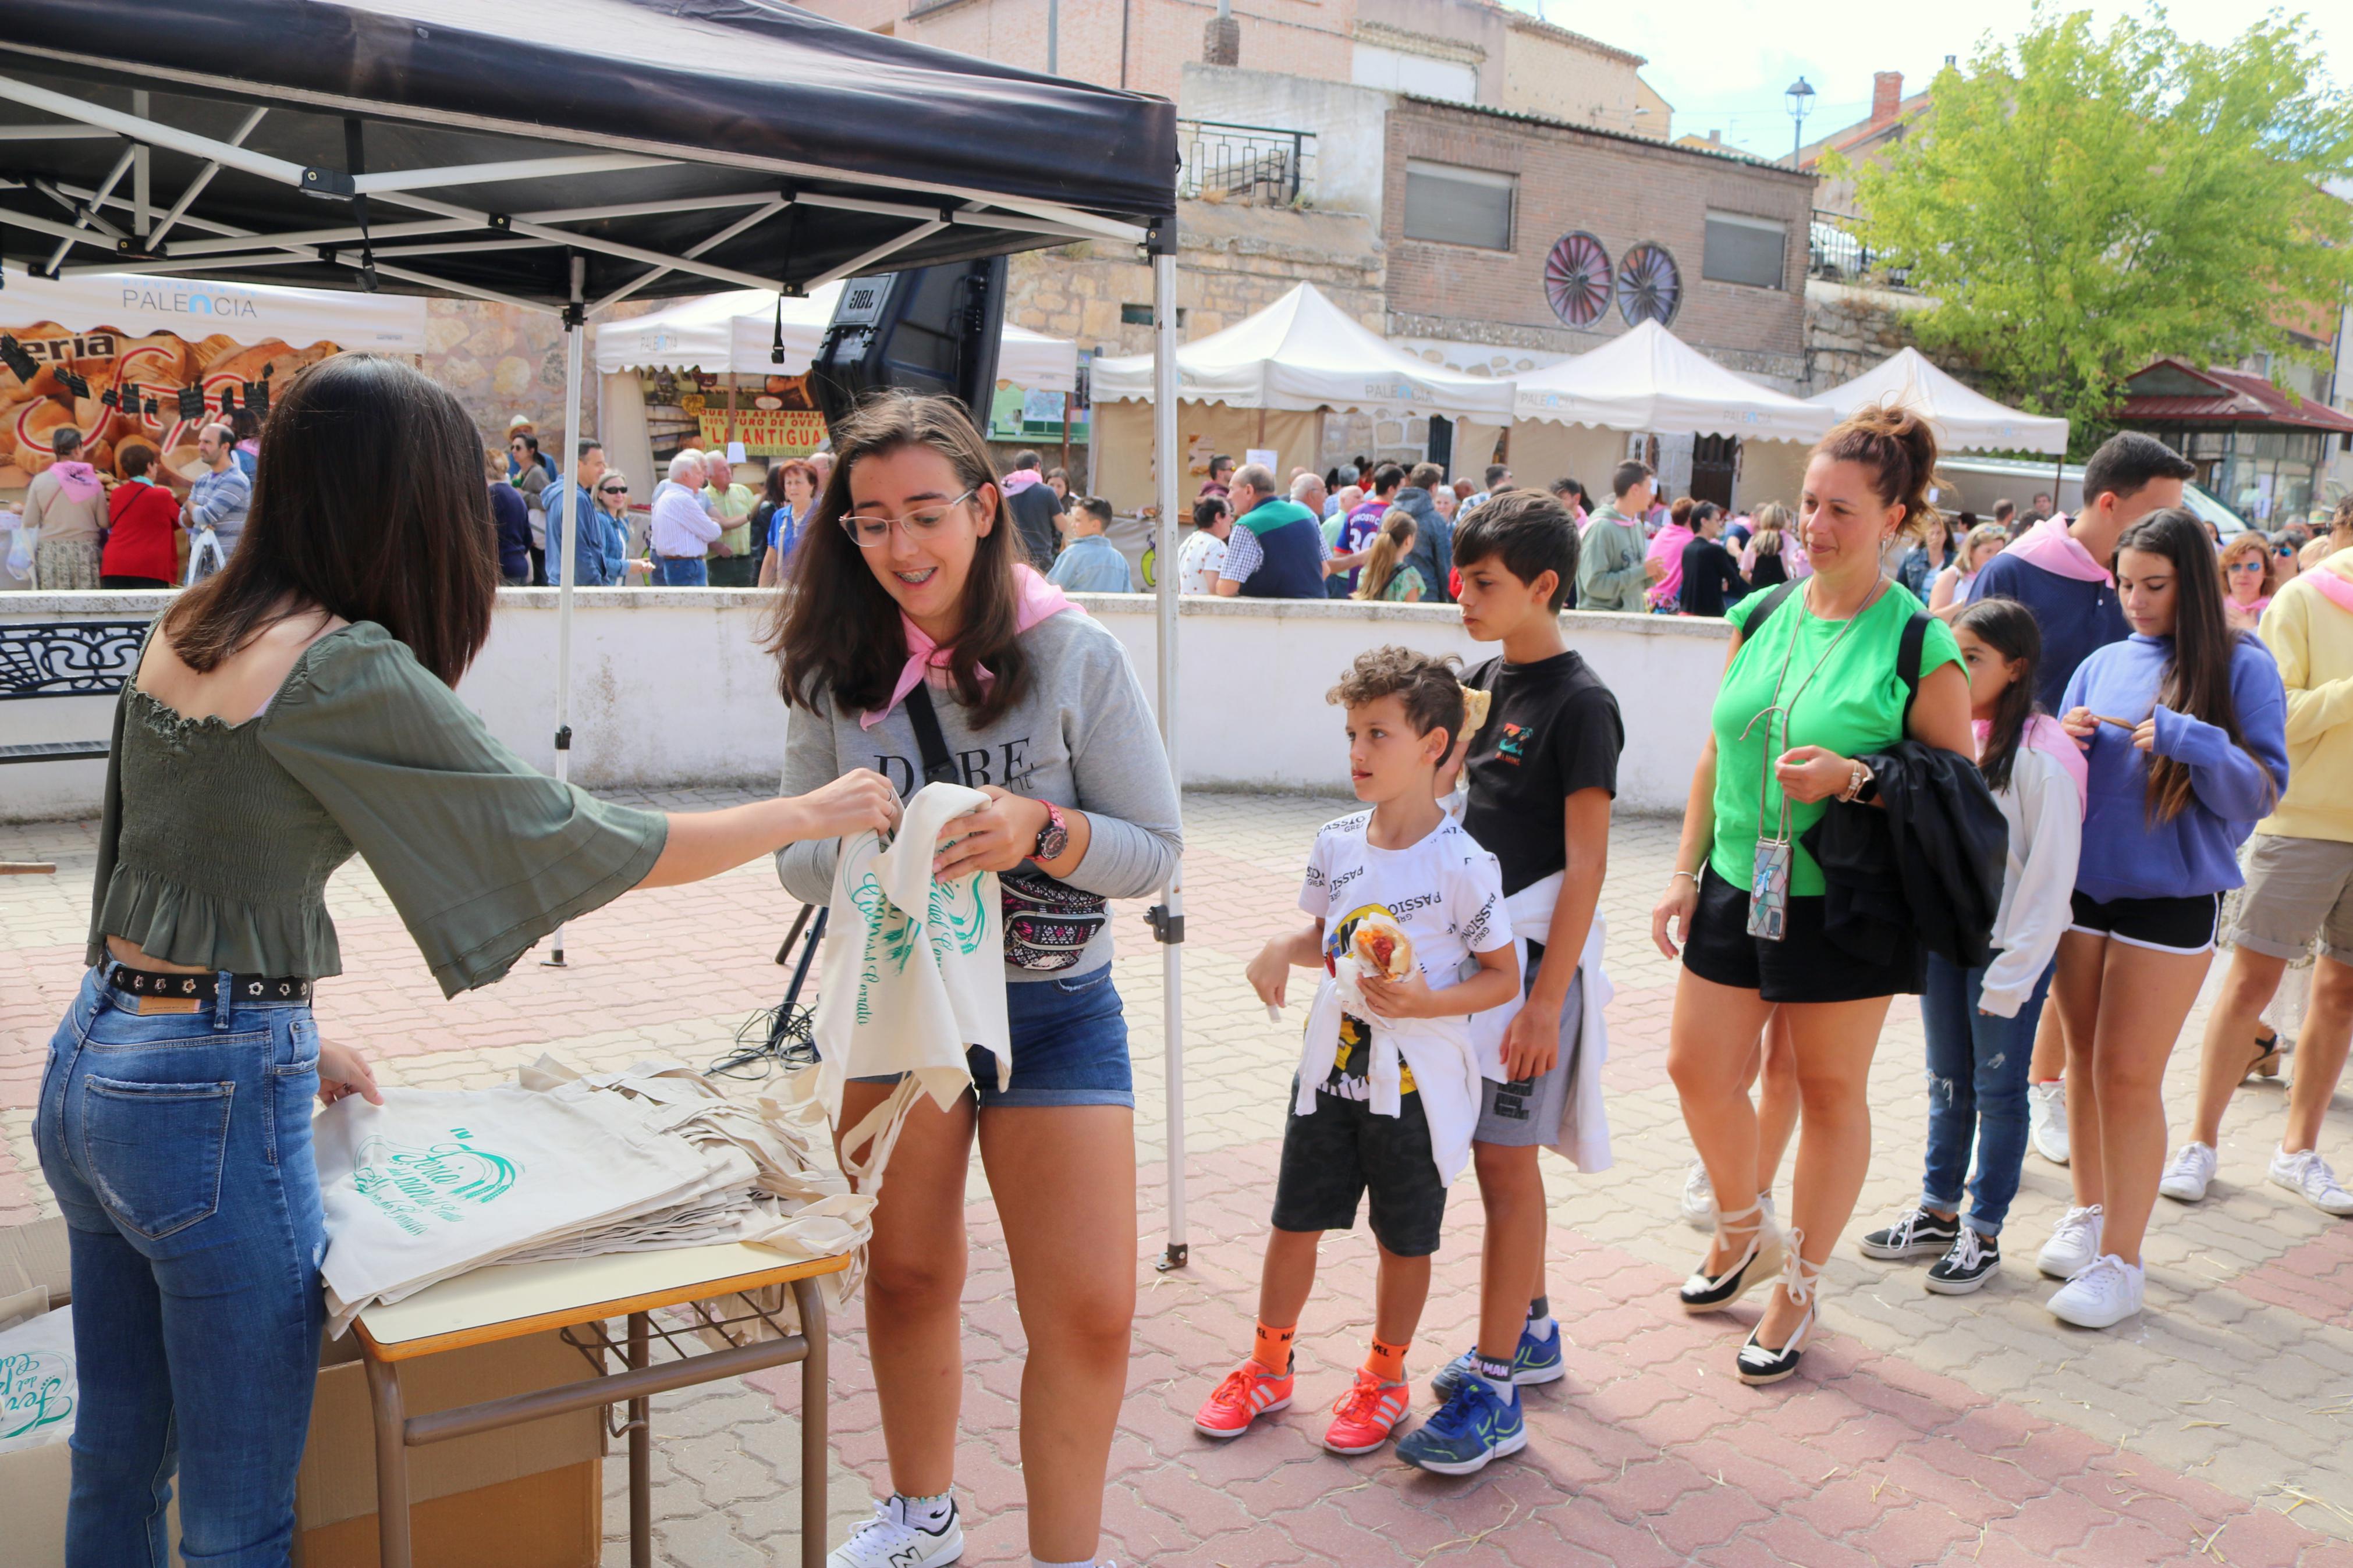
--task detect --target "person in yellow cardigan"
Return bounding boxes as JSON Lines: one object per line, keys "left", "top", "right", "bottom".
{"left": 2159, "top": 543, "right": 2353, "bottom": 1217}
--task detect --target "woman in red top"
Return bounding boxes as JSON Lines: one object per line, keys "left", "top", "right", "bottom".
{"left": 101, "top": 447, "right": 183, "bottom": 588}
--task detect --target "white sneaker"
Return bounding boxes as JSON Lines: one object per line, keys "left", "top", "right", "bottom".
{"left": 2036, "top": 1204, "right": 2104, "bottom": 1279}
{"left": 1680, "top": 1158, "right": 1716, "bottom": 1231}
{"left": 2270, "top": 1148, "right": 2353, "bottom": 1217}
{"left": 828, "top": 1495, "right": 965, "bottom": 1568}
{"left": 2047, "top": 1253, "right": 2145, "bottom": 1329}
{"left": 2159, "top": 1142, "right": 2217, "bottom": 1203}
{"left": 2028, "top": 1080, "right": 2070, "bottom": 1165}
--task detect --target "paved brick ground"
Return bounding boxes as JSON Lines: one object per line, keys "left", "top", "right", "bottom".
{"left": 8, "top": 789, "right": 2353, "bottom": 1566}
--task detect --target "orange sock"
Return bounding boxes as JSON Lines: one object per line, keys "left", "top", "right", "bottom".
{"left": 1364, "top": 1336, "right": 1409, "bottom": 1384}
{"left": 1252, "top": 1321, "right": 1296, "bottom": 1375}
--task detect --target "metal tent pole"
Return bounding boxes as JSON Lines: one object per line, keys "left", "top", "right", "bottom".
{"left": 1148, "top": 245, "right": 1188, "bottom": 1272}
{"left": 545, "top": 253, "right": 587, "bottom": 968}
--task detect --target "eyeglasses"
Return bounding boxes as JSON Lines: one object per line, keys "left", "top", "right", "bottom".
{"left": 839, "top": 490, "right": 975, "bottom": 549}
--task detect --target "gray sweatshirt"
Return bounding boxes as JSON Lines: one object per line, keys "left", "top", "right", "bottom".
{"left": 1577, "top": 504, "right": 1649, "bottom": 613}
{"left": 776, "top": 610, "right": 1182, "bottom": 981}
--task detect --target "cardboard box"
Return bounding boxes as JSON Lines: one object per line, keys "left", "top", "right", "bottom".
{"left": 0, "top": 1217, "right": 600, "bottom": 1568}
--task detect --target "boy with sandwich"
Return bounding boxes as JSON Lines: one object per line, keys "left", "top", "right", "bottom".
{"left": 1195, "top": 648, "right": 1519, "bottom": 1456}
{"left": 1395, "top": 489, "right": 1623, "bottom": 1475}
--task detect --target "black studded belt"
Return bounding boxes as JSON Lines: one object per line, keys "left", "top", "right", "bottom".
{"left": 108, "top": 963, "right": 313, "bottom": 1005}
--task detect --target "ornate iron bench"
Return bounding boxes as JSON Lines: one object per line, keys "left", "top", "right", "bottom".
{"left": 1, "top": 620, "right": 145, "bottom": 766}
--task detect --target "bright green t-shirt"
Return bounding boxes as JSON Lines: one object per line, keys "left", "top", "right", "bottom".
{"left": 1708, "top": 580, "right": 1962, "bottom": 897}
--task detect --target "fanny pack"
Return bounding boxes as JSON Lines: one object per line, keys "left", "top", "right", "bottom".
{"left": 903, "top": 683, "right": 1105, "bottom": 971}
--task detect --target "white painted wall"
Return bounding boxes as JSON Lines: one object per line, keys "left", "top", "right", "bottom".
{"left": 3, "top": 589, "right": 1731, "bottom": 823}
{"left": 1179, "top": 65, "right": 1396, "bottom": 219}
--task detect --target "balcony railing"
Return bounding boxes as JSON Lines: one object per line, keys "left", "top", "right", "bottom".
{"left": 1176, "top": 119, "right": 1315, "bottom": 206}
{"left": 1808, "top": 210, "right": 1910, "bottom": 287}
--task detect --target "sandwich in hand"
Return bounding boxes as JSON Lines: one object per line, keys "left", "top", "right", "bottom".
{"left": 1350, "top": 912, "right": 1415, "bottom": 983}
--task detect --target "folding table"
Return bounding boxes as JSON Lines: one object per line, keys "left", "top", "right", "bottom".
{"left": 353, "top": 1241, "right": 851, "bottom": 1568}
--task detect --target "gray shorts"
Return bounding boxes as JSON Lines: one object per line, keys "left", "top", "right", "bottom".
{"left": 2229, "top": 834, "right": 2353, "bottom": 968}
{"left": 1474, "top": 965, "right": 1583, "bottom": 1149}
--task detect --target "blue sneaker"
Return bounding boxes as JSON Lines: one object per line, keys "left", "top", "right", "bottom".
{"left": 1428, "top": 1322, "right": 1564, "bottom": 1399}
{"left": 1396, "top": 1374, "right": 1527, "bottom": 1475}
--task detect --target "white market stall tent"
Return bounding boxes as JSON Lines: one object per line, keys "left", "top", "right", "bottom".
{"left": 1089, "top": 282, "right": 1518, "bottom": 514}
{"left": 1509, "top": 320, "right": 1834, "bottom": 511}
{"left": 1807, "top": 347, "right": 2069, "bottom": 456}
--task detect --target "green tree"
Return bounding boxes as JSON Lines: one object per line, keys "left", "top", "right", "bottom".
{"left": 1837, "top": 6, "right": 2353, "bottom": 452}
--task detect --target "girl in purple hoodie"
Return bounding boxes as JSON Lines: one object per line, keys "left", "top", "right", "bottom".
{"left": 2040, "top": 509, "right": 2289, "bottom": 1331}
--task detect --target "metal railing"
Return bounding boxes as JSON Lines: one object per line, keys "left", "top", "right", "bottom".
{"left": 1176, "top": 119, "right": 1315, "bottom": 205}
{"left": 1808, "top": 209, "right": 1909, "bottom": 287}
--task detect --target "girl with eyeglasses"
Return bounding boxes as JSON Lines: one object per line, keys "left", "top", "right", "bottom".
{"left": 767, "top": 393, "right": 1179, "bottom": 1568}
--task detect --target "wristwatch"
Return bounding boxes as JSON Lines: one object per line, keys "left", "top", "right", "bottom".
{"left": 1030, "top": 799, "right": 1070, "bottom": 863}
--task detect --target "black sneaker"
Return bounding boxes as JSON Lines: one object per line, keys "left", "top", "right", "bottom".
{"left": 1857, "top": 1207, "right": 1961, "bottom": 1262}
{"left": 1924, "top": 1228, "right": 2000, "bottom": 1295}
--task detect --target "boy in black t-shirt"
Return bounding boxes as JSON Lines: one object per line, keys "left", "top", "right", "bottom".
{"left": 1396, "top": 490, "right": 1624, "bottom": 1476}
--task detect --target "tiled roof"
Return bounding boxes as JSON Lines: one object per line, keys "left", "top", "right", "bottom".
{"left": 2119, "top": 360, "right": 2353, "bottom": 433}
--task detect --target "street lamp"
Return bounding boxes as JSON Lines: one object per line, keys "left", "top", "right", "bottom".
{"left": 1786, "top": 76, "right": 1816, "bottom": 168}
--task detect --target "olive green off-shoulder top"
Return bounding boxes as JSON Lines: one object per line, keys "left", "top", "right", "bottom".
{"left": 85, "top": 620, "right": 668, "bottom": 997}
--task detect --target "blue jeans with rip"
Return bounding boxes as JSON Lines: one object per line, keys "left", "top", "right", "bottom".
{"left": 1919, "top": 952, "right": 2052, "bottom": 1238}
{"left": 34, "top": 967, "right": 326, "bottom": 1567}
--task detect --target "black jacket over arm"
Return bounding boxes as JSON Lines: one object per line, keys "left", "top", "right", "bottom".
{"left": 1799, "top": 740, "right": 2008, "bottom": 973}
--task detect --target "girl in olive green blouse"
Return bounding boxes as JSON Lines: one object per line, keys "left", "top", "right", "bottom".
{"left": 36, "top": 354, "right": 895, "bottom": 1566}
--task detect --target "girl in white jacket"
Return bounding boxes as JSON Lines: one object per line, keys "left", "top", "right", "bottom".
{"left": 1859, "top": 598, "right": 2084, "bottom": 1293}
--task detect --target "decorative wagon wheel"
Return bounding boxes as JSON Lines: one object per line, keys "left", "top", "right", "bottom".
{"left": 1616, "top": 241, "right": 1683, "bottom": 328}
{"left": 1543, "top": 231, "right": 1613, "bottom": 328}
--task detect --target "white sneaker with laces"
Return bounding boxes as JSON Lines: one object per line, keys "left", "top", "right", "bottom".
{"left": 2046, "top": 1253, "right": 2145, "bottom": 1329}
{"left": 2159, "top": 1142, "right": 2217, "bottom": 1203}
{"left": 2270, "top": 1147, "right": 2353, "bottom": 1217}
{"left": 1680, "top": 1159, "right": 1715, "bottom": 1231}
{"left": 828, "top": 1495, "right": 965, "bottom": 1568}
{"left": 2028, "top": 1080, "right": 2070, "bottom": 1165}
{"left": 2036, "top": 1204, "right": 2103, "bottom": 1279}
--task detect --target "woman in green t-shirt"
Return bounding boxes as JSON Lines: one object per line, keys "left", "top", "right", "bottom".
{"left": 1649, "top": 406, "right": 1974, "bottom": 1387}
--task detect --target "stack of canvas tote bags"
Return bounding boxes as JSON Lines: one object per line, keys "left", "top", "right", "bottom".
{"left": 314, "top": 1058, "right": 873, "bottom": 1335}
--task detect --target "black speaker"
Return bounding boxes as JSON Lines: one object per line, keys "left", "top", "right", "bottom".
{"left": 810, "top": 257, "right": 1007, "bottom": 431}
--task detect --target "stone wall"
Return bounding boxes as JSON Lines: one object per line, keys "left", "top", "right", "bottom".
{"left": 1802, "top": 277, "right": 1931, "bottom": 393}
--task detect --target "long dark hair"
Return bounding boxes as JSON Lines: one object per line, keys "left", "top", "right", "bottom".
{"left": 1954, "top": 598, "right": 2042, "bottom": 792}
{"left": 2118, "top": 507, "right": 2267, "bottom": 823}
{"left": 766, "top": 393, "right": 1028, "bottom": 727}
{"left": 162, "top": 353, "right": 496, "bottom": 687}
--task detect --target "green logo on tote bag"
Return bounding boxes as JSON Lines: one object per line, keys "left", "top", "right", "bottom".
{"left": 352, "top": 1129, "right": 523, "bottom": 1238}
{"left": 0, "top": 1347, "right": 73, "bottom": 1443}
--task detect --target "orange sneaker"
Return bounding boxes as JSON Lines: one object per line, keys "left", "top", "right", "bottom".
{"left": 1322, "top": 1368, "right": 1411, "bottom": 1455}
{"left": 1194, "top": 1358, "right": 1294, "bottom": 1439}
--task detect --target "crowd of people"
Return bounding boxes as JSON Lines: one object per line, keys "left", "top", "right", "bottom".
{"left": 27, "top": 347, "right": 2353, "bottom": 1568}
{"left": 15, "top": 415, "right": 255, "bottom": 589}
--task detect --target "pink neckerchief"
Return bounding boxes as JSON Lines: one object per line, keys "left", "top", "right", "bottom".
{"left": 861, "top": 564, "right": 1079, "bottom": 730}
{"left": 2003, "top": 513, "right": 2111, "bottom": 586}
{"left": 1976, "top": 713, "right": 2088, "bottom": 815}
{"left": 1000, "top": 470, "right": 1044, "bottom": 495}
{"left": 2302, "top": 562, "right": 2353, "bottom": 617}
{"left": 49, "top": 461, "right": 102, "bottom": 503}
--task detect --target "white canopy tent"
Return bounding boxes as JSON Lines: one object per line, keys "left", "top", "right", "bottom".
{"left": 1091, "top": 281, "right": 1516, "bottom": 514}
{"left": 593, "top": 283, "right": 1078, "bottom": 390}
{"left": 1511, "top": 319, "right": 1833, "bottom": 441}
{"left": 1807, "top": 347, "right": 2068, "bottom": 455}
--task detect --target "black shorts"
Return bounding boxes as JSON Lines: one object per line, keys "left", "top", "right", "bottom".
{"left": 2069, "top": 890, "right": 2221, "bottom": 955}
{"left": 1681, "top": 863, "right": 1925, "bottom": 1004}
{"left": 1270, "top": 1078, "right": 1449, "bottom": 1257}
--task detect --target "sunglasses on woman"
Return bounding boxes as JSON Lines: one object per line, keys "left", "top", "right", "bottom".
{"left": 2228, "top": 558, "right": 2266, "bottom": 571}
{"left": 598, "top": 484, "right": 628, "bottom": 495}
{"left": 839, "top": 490, "right": 976, "bottom": 549}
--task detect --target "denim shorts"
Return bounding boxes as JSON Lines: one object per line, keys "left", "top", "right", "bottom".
{"left": 854, "top": 963, "right": 1135, "bottom": 1110}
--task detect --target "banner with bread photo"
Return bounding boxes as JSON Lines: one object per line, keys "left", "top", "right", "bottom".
{"left": 0, "top": 319, "right": 336, "bottom": 492}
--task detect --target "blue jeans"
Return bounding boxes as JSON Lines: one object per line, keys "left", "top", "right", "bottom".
{"left": 857, "top": 965, "right": 1135, "bottom": 1109}
{"left": 34, "top": 968, "right": 326, "bottom": 1567}
{"left": 652, "top": 555, "right": 708, "bottom": 586}
{"left": 1919, "top": 952, "right": 2052, "bottom": 1237}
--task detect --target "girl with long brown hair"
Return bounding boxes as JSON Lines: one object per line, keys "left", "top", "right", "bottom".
{"left": 1651, "top": 405, "right": 1975, "bottom": 1384}
{"left": 1351, "top": 509, "right": 1424, "bottom": 603}
{"left": 769, "top": 392, "right": 1180, "bottom": 1568}
{"left": 2043, "top": 507, "right": 2288, "bottom": 1328}
{"left": 36, "top": 354, "right": 895, "bottom": 1566}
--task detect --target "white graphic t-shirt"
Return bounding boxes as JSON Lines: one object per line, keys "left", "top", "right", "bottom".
{"left": 1294, "top": 810, "right": 1509, "bottom": 1185}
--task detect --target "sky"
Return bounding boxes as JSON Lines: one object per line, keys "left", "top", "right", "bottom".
{"left": 1502, "top": 0, "right": 2353, "bottom": 161}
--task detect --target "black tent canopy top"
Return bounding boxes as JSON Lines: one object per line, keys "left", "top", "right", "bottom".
{"left": 0, "top": 0, "right": 1177, "bottom": 313}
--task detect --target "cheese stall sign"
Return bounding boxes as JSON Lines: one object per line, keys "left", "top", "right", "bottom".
{"left": 695, "top": 406, "right": 829, "bottom": 457}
